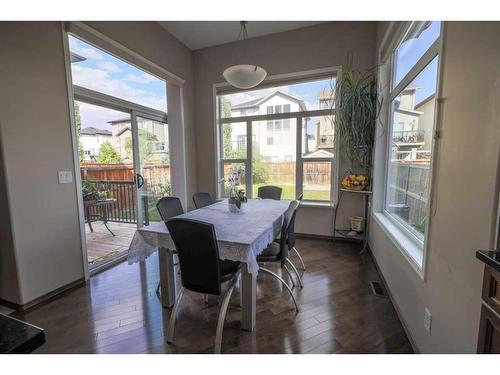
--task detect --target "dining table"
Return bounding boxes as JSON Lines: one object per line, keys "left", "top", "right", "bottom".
{"left": 127, "top": 198, "right": 290, "bottom": 332}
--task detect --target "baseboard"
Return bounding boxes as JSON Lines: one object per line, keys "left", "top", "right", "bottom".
{"left": 368, "top": 248, "right": 420, "bottom": 354}
{"left": 0, "top": 277, "right": 85, "bottom": 312}
{"left": 295, "top": 232, "right": 333, "bottom": 240}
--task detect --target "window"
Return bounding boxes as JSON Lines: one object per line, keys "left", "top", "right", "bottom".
{"left": 217, "top": 75, "right": 336, "bottom": 202}
{"left": 393, "top": 22, "right": 441, "bottom": 88}
{"left": 237, "top": 135, "right": 246, "bottom": 150}
{"left": 384, "top": 22, "right": 441, "bottom": 256}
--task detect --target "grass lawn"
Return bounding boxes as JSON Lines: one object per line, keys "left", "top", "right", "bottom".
{"left": 252, "top": 183, "right": 330, "bottom": 201}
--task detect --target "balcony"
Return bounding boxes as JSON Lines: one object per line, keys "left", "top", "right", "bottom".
{"left": 392, "top": 130, "right": 425, "bottom": 145}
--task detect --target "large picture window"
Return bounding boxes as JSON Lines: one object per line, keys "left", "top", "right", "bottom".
{"left": 217, "top": 75, "right": 336, "bottom": 202}
{"left": 384, "top": 22, "right": 441, "bottom": 249}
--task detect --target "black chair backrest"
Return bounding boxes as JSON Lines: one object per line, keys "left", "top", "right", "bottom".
{"left": 278, "top": 200, "right": 299, "bottom": 266}
{"left": 258, "top": 185, "right": 282, "bottom": 200}
{"left": 192, "top": 192, "right": 214, "bottom": 209}
{"left": 286, "top": 200, "right": 299, "bottom": 250}
{"left": 156, "top": 197, "right": 184, "bottom": 222}
{"left": 166, "top": 219, "right": 222, "bottom": 295}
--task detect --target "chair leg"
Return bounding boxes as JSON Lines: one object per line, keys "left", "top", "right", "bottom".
{"left": 286, "top": 258, "right": 304, "bottom": 288}
{"left": 283, "top": 264, "right": 296, "bottom": 289}
{"left": 292, "top": 247, "right": 306, "bottom": 271}
{"left": 166, "top": 287, "right": 185, "bottom": 343}
{"left": 259, "top": 267, "right": 299, "bottom": 312}
{"left": 214, "top": 272, "right": 239, "bottom": 354}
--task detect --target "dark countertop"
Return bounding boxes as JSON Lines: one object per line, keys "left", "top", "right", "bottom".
{"left": 476, "top": 250, "right": 500, "bottom": 273}
{"left": 0, "top": 313, "right": 46, "bottom": 354}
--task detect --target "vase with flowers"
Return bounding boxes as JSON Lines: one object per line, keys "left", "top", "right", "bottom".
{"left": 220, "top": 167, "right": 247, "bottom": 213}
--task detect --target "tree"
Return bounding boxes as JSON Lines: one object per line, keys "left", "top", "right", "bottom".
{"left": 124, "top": 130, "right": 157, "bottom": 164}
{"left": 219, "top": 96, "right": 267, "bottom": 183}
{"left": 98, "top": 141, "right": 121, "bottom": 163}
{"left": 74, "top": 102, "right": 85, "bottom": 162}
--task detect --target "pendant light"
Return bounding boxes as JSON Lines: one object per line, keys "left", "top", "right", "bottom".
{"left": 222, "top": 22, "right": 267, "bottom": 89}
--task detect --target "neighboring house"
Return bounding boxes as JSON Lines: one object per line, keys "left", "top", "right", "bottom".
{"left": 228, "top": 89, "right": 335, "bottom": 162}
{"left": 231, "top": 90, "right": 306, "bottom": 162}
{"left": 108, "top": 117, "right": 169, "bottom": 164}
{"left": 109, "top": 118, "right": 132, "bottom": 161}
{"left": 80, "top": 126, "right": 112, "bottom": 161}
{"left": 315, "top": 91, "right": 335, "bottom": 154}
{"left": 391, "top": 84, "right": 435, "bottom": 162}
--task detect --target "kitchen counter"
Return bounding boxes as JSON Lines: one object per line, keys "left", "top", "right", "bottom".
{"left": 0, "top": 313, "right": 45, "bottom": 353}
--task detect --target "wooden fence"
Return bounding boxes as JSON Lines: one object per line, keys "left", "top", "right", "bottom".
{"left": 223, "top": 161, "right": 331, "bottom": 186}
{"left": 81, "top": 162, "right": 171, "bottom": 224}
{"left": 387, "top": 162, "right": 430, "bottom": 231}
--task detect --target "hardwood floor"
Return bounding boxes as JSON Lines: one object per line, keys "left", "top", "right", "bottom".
{"left": 12, "top": 238, "right": 413, "bottom": 354}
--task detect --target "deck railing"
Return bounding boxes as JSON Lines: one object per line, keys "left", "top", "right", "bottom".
{"left": 392, "top": 130, "right": 425, "bottom": 144}
{"left": 83, "top": 180, "right": 139, "bottom": 224}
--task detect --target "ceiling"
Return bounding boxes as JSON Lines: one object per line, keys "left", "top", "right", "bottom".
{"left": 158, "top": 21, "right": 323, "bottom": 50}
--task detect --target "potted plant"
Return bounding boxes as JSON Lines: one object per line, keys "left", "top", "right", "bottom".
{"left": 329, "top": 59, "right": 382, "bottom": 190}
{"left": 220, "top": 167, "right": 247, "bottom": 213}
{"left": 82, "top": 180, "right": 111, "bottom": 204}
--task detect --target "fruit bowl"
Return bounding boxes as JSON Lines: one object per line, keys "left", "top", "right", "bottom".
{"left": 342, "top": 174, "right": 368, "bottom": 191}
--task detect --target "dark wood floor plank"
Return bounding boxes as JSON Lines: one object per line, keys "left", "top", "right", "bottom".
{"left": 13, "top": 238, "right": 413, "bottom": 354}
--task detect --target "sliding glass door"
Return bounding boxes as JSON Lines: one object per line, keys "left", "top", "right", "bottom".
{"left": 133, "top": 114, "right": 170, "bottom": 226}
{"left": 67, "top": 32, "right": 169, "bottom": 271}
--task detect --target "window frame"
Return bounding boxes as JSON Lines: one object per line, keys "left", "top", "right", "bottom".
{"left": 217, "top": 107, "right": 336, "bottom": 204}
{"left": 382, "top": 21, "right": 444, "bottom": 272}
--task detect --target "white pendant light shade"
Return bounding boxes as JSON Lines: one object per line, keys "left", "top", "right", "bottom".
{"left": 223, "top": 64, "right": 267, "bottom": 89}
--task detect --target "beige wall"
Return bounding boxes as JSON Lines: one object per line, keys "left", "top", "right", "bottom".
{"left": 0, "top": 21, "right": 194, "bottom": 305}
{"left": 192, "top": 22, "right": 377, "bottom": 235}
{"left": 370, "top": 21, "right": 500, "bottom": 353}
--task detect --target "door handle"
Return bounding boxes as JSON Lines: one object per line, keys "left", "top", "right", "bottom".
{"left": 136, "top": 173, "right": 144, "bottom": 188}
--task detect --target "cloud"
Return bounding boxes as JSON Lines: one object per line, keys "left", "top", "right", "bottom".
{"left": 224, "top": 85, "right": 291, "bottom": 107}
{"left": 97, "top": 61, "right": 123, "bottom": 74}
{"left": 124, "top": 73, "right": 157, "bottom": 84}
{"left": 72, "top": 65, "right": 167, "bottom": 129}
{"left": 71, "top": 65, "right": 166, "bottom": 112}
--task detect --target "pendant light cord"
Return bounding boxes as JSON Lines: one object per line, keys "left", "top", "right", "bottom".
{"left": 237, "top": 21, "right": 248, "bottom": 41}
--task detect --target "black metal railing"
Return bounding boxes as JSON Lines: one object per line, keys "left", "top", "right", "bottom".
{"left": 392, "top": 130, "right": 425, "bottom": 144}
{"left": 83, "top": 180, "right": 138, "bottom": 223}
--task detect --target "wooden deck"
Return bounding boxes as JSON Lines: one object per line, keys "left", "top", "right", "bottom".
{"left": 85, "top": 222, "right": 137, "bottom": 265}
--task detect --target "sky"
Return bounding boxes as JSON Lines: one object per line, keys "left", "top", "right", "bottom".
{"left": 69, "top": 35, "right": 167, "bottom": 130}
{"left": 69, "top": 21, "right": 439, "bottom": 131}
{"left": 395, "top": 21, "right": 441, "bottom": 104}
{"left": 221, "top": 77, "right": 335, "bottom": 112}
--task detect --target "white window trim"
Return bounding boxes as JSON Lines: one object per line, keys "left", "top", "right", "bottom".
{"left": 217, "top": 109, "right": 336, "bottom": 204}
{"left": 62, "top": 23, "right": 187, "bottom": 279}
{"left": 213, "top": 68, "right": 340, "bottom": 206}
{"left": 379, "top": 22, "right": 445, "bottom": 278}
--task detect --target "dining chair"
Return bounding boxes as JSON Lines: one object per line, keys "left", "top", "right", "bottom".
{"left": 256, "top": 200, "right": 300, "bottom": 311}
{"left": 165, "top": 218, "right": 241, "bottom": 354}
{"left": 257, "top": 185, "right": 282, "bottom": 200}
{"left": 156, "top": 196, "right": 184, "bottom": 221}
{"left": 155, "top": 197, "right": 184, "bottom": 295}
{"left": 290, "top": 193, "right": 306, "bottom": 271}
{"left": 192, "top": 192, "right": 214, "bottom": 209}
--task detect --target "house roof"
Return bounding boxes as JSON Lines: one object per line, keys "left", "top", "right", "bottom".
{"left": 81, "top": 127, "right": 112, "bottom": 136}
{"left": 108, "top": 117, "right": 131, "bottom": 124}
{"left": 415, "top": 93, "right": 435, "bottom": 109}
{"left": 231, "top": 90, "right": 307, "bottom": 111}
{"left": 116, "top": 126, "right": 131, "bottom": 137}
{"left": 303, "top": 149, "right": 334, "bottom": 158}
{"left": 70, "top": 52, "right": 86, "bottom": 63}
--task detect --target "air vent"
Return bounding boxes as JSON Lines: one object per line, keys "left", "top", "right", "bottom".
{"left": 370, "top": 281, "right": 388, "bottom": 297}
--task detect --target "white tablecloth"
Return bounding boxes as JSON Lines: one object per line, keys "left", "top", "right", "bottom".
{"left": 127, "top": 199, "right": 290, "bottom": 275}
